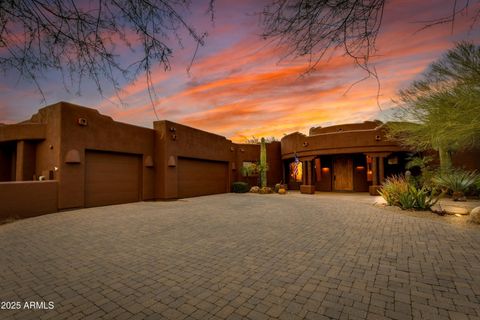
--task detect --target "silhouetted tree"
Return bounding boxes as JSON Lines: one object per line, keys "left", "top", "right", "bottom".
{"left": 261, "top": 0, "right": 479, "bottom": 89}
{"left": 0, "top": 0, "right": 214, "bottom": 116}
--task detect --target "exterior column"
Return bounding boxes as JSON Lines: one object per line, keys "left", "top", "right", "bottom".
{"left": 307, "top": 160, "right": 312, "bottom": 185}
{"left": 379, "top": 156, "right": 385, "bottom": 184}
{"left": 300, "top": 159, "right": 315, "bottom": 194}
{"left": 372, "top": 156, "right": 378, "bottom": 186}
{"left": 302, "top": 161, "right": 307, "bottom": 185}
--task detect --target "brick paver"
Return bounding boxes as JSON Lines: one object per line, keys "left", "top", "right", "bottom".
{"left": 0, "top": 193, "right": 479, "bottom": 319}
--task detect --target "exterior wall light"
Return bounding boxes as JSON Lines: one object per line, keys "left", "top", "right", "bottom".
{"left": 65, "top": 149, "right": 81, "bottom": 163}
{"left": 356, "top": 166, "right": 365, "bottom": 170}
{"left": 167, "top": 156, "right": 176, "bottom": 167}
{"left": 303, "top": 142, "right": 309, "bottom": 147}
{"left": 321, "top": 167, "right": 330, "bottom": 173}
{"left": 144, "top": 155, "right": 154, "bottom": 167}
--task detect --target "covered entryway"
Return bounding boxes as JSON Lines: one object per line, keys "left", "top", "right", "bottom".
{"left": 333, "top": 156, "right": 353, "bottom": 191}
{"left": 85, "top": 150, "right": 141, "bottom": 207}
{"left": 177, "top": 157, "right": 228, "bottom": 198}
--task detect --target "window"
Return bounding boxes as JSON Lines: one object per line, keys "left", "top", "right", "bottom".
{"left": 241, "top": 161, "right": 258, "bottom": 176}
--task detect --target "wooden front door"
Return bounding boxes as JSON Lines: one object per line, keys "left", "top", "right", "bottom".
{"left": 333, "top": 157, "right": 353, "bottom": 191}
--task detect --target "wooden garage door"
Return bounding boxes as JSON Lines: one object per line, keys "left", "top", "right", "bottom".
{"left": 85, "top": 151, "right": 141, "bottom": 207}
{"left": 177, "top": 158, "right": 228, "bottom": 198}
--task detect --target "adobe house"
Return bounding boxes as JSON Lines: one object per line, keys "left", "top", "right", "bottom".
{"left": 281, "top": 121, "right": 410, "bottom": 195}
{"left": 1, "top": 102, "right": 478, "bottom": 220}
{"left": 0, "top": 102, "right": 281, "bottom": 218}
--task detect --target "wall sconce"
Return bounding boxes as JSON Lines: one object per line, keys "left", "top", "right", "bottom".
{"left": 303, "top": 141, "right": 309, "bottom": 147}
{"left": 322, "top": 167, "right": 330, "bottom": 173}
{"left": 356, "top": 166, "right": 365, "bottom": 171}
{"left": 144, "top": 155, "right": 154, "bottom": 167}
{"left": 367, "top": 170, "right": 373, "bottom": 181}
{"left": 167, "top": 156, "right": 176, "bottom": 167}
{"left": 65, "top": 149, "right": 81, "bottom": 163}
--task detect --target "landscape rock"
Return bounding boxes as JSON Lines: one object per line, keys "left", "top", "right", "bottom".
{"left": 259, "top": 187, "right": 273, "bottom": 194}
{"left": 469, "top": 206, "right": 480, "bottom": 224}
{"left": 250, "top": 186, "right": 260, "bottom": 193}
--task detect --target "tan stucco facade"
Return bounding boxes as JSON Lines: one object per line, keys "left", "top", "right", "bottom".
{"left": 1, "top": 102, "right": 478, "bottom": 219}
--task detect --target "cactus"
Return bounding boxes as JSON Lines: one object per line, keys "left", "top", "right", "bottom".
{"left": 260, "top": 137, "right": 267, "bottom": 188}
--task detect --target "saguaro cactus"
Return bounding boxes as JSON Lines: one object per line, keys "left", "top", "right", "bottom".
{"left": 260, "top": 137, "right": 267, "bottom": 188}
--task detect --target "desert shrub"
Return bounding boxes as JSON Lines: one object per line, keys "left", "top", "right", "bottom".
{"left": 378, "top": 175, "right": 409, "bottom": 206}
{"left": 379, "top": 175, "right": 440, "bottom": 210}
{"left": 432, "top": 169, "right": 479, "bottom": 200}
{"left": 232, "top": 181, "right": 250, "bottom": 193}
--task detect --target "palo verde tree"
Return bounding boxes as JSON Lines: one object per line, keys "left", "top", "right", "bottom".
{"left": 387, "top": 41, "right": 480, "bottom": 172}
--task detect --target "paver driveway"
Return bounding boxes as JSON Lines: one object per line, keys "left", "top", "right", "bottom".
{"left": 1, "top": 193, "right": 479, "bottom": 320}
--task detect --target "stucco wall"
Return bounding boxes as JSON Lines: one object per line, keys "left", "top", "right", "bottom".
{"left": 154, "top": 120, "right": 235, "bottom": 199}
{"left": 57, "top": 103, "right": 155, "bottom": 209}
{"left": 0, "top": 181, "right": 58, "bottom": 220}
{"left": 281, "top": 126, "right": 404, "bottom": 159}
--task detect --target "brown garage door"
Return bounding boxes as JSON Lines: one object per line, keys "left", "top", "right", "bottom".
{"left": 85, "top": 150, "right": 141, "bottom": 207}
{"left": 177, "top": 158, "right": 228, "bottom": 198}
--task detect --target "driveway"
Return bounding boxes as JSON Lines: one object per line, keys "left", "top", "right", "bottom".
{"left": 1, "top": 193, "right": 479, "bottom": 320}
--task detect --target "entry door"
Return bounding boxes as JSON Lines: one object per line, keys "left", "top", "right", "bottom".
{"left": 333, "top": 157, "right": 353, "bottom": 191}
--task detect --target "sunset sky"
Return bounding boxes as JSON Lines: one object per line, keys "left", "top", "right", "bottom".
{"left": 0, "top": 0, "right": 479, "bottom": 142}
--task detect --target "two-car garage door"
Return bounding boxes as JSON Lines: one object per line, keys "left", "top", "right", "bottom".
{"left": 177, "top": 158, "right": 228, "bottom": 198}
{"left": 84, "top": 152, "right": 228, "bottom": 205}
{"left": 85, "top": 150, "right": 141, "bottom": 207}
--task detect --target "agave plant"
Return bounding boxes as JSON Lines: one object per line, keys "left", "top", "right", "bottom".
{"left": 432, "top": 170, "right": 479, "bottom": 201}
{"left": 379, "top": 175, "right": 441, "bottom": 210}
{"left": 398, "top": 184, "right": 440, "bottom": 210}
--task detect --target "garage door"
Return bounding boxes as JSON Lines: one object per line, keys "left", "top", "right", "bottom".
{"left": 177, "top": 158, "right": 228, "bottom": 198}
{"left": 85, "top": 150, "right": 141, "bottom": 207}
